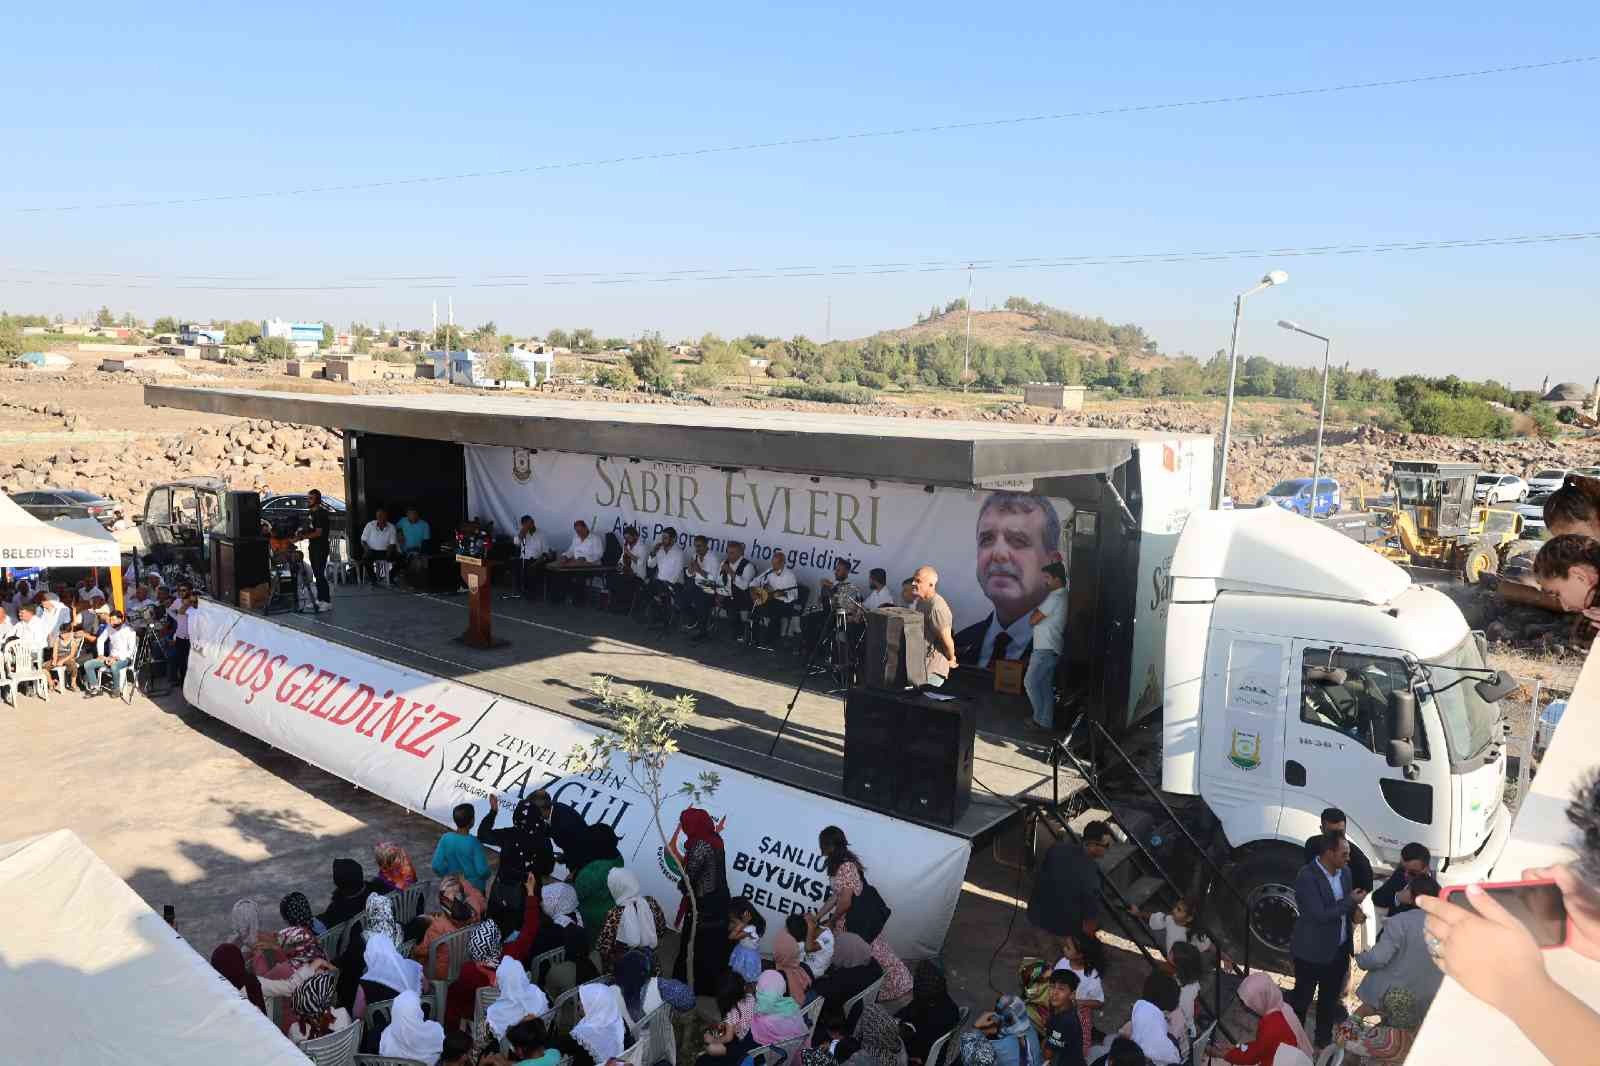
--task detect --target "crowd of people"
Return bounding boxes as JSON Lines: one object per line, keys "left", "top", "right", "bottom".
{"left": 0, "top": 568, "right": 195, "bottom": 700}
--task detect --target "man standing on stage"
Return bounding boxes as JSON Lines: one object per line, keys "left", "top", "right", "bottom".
{"left": 300, "top": 489, "right": 334, "bottom": 612}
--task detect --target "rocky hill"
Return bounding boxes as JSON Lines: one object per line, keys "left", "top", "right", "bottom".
{"left": 860, "top": 307, "right": 1171, "bottom": 370}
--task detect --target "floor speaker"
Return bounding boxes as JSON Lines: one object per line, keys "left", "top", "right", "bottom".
{"left": 861, "top": 607, "right": 927, "bottom": 690}
{"left": 225, "top": 491, "right": 263, "bottom": 539}
{"left": 843, "top": 687, "right": 975, "bottom": 827}
{"left": 213, "top": 536, "right": 269, "bottom": 605}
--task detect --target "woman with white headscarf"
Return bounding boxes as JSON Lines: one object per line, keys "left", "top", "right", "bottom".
{"left": 379, "top": 988, "right": 445, "bottom": 1063}
{"left": 595, "top": 867, "right": 669, "bottom": 975}
{"left": 572, "top": 981, "right": 630, "bottom": 1064}
{"left": 487, "top": 954, "right": 554, "bottom": 1039}
{"left": 361, "top": 928, "right": 423, "bottom": 1003}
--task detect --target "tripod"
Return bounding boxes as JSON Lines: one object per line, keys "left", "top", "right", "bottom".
{"left": 768, "top": 597, "right": 855, "bottom": 756}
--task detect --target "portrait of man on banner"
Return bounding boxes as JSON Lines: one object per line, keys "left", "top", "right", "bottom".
{"left": 955, "top": 490, "right": 1069, "bottom": 669}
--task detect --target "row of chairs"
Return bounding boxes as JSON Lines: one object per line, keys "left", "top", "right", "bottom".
{"left": 0, "top": 640, "right": 50, "bottom": 705}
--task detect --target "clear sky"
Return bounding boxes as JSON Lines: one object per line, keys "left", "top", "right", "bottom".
{"left": 2, "top": 2, "right": 1595, "bottom": 383}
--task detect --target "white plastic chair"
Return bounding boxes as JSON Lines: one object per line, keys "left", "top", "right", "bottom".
{"left": 528, "top": 945, "right": 567, "bottom": 986}
{"left": 624, "top": 1001, "right": 677, "bottom": 1066}
{"left": 472, "top": 984, "right": 502, "bottom": 1049}
{"left": 926, "top": 1009, "right": 970, "bottom": 1066}
{"left": 299, "top": 1018, "right": 364, "bottom": 1066}
{"left": 843, "top": 975, "right": 885, "bottom": 1028}
{"left": 425, "top": 924, "right": 478, "bottom": 1021}
{"left": 1189, "top": 1021, "right": 1217, "bottom": 1066}
{"left": 616, "top": 1042, "right": 647, "bottom": 1066}
{"left": 800, "top": 996, "right": 825, "bottom": 1043}
{"left": 1273, "top": 1044, "right": 1315, "bottom": 1066}
{"left": 1, "top": 642, "right": 48, "bottom": 705}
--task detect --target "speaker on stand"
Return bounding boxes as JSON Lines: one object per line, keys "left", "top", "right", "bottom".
{"left": 842, "top": 686, "right": 975, "bottom": 827}
{"left": 861, "top": 606, "right": 927, "bottom": 690}
{"left": 225, "top": 491, "right": 263, "bottom": 539}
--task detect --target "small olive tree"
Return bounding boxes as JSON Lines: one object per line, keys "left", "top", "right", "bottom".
{"left": 567, "top": 677, "right": 720, "bottom": 980}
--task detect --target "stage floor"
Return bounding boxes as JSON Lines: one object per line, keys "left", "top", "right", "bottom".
{"left": 264, "top": 581, "right": 1068, "bottom": 840}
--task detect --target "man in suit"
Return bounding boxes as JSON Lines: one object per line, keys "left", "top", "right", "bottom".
{"left": 954, "top": 490, "right": 1066, "bottom": 669}
{"left": 1301, "top": 806, "right": 1374, "bottom": 893}
{"left": 1290, "top": 830, "right": 1368, "bottom": 1048}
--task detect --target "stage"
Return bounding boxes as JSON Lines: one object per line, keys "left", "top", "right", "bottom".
{"left": 263, "top": 581, "right": 1068, "bottom": 840}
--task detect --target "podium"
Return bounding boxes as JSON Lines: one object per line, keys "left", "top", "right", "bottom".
{"left": 456, "top": 556, "right": 507, "bottom": 649}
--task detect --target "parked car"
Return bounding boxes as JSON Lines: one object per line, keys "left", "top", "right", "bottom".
{"left": 1526, "top": 467, "right": 1572, "bottom": 496}
{"left": 1256, "top": 477, "right": 1341, "bottom": 517}
{"left": 1517, "top": 491, "right": 1553, "bottom": 536}
{"left": 260, "top": 493, "right": 348, "bottom": 536}
{"left": 1475, "top": 473, "right": 1528, "bottom": 504}
{"left": 11, "top": 488, "right": 119, "bottom": 525}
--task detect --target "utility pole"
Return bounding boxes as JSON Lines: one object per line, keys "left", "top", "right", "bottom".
{"left": 961, "top": 264, "right": 975, "bottom": 392}
{"left": 825, "top": 296, "right": 832, "bottom": 342}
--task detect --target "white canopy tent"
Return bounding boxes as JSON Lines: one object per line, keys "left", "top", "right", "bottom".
{"left": 0, "top": 493, "right": 126, "bottom": 608}
{"left": 0, "top": 829, "right": 306, "bottom": 1065}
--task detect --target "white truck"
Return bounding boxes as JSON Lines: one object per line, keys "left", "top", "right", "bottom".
{"left": 1074, "top": 504, "right": 1514, "bottom": 969}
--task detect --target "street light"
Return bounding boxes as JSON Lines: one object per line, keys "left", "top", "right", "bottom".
{"left": 1213, "top": 270, "right": 1288, "bottom": 508}
{"left": 1278, "top": 319, "right": 1334, "bottom": 517}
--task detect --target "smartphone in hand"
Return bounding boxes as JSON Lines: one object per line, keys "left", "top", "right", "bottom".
{"left": 1440, "top": 878, "right": 1569, "bottom": 948}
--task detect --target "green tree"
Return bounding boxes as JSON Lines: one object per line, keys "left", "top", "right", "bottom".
{"left": 94, "top": 306, "right": 115, "bottom": 327}
{"left": 254, "top": 336, "right": 295, "bottom": 360}
{"left": 224, "top": 320, "right": 259, "bottom": 345}
{"left": 628, "top": 333, "right": 675, "bottom": 389}
{"left": 151, "top": 316, "right": 180, "bottom": 335}
{"left": 566, "top": 678, "right": 719, "bottom": 985}
{"left": 546, "top": 328, "right": 572, "bottom": 349}
{"left": 486, "top": 354, "right": 529, "bottom": 383}
{"left": 0, "top": 318, "right": 23, "bottom": 360}
{"left": 571, "top": 328, "right": 597, "bottom": 352}
{"left": 319, "top": 323, "right": 334, "bottom": 350}
{"left": 431, "top": 325, "right": 468, "bottom": 351}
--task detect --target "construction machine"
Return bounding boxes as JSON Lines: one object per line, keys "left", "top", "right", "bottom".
{"left": 1366, "top": 461, "right": 1524, "bottom": 583}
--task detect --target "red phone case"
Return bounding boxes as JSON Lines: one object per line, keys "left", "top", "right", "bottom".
{"left": 1440, "top": 878, "right": 1570, "bottom": 949}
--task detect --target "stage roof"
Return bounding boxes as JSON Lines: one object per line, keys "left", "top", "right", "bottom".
{"left": 143, "top": 386, "right": 1207, "bottom": 488}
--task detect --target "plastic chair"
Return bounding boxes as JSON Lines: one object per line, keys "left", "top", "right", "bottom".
{"left": 299, "top": 1018, "right": 364, "bottom": 1066}
{"left": 616, "top": 1041, "right": 647, "bottom": 1066}
{"left": 1273, "top": 1045, "right": 1315, "bottom": 1066}
{"left": 544, "top": 984, "right": 584, "bottom": 1032}
{"left": 472, "top": 984, "right": 502, "bottom": 1048}
{"left": 1313, "top": 1045, "right": 1345, "bottom": 1066}
{"left": 362, "top": 997, "right": 396, "bottom": 1033}
{"left": 265, "top": 993, "right": 288, "bottom": 1032}
{"left": 745, "top": 1037, "right": 806, "bottom": 1066}
{"left": 425, "top": 924, "right": 478, "bottom": 1020}
{"left": 1, "top": 642, "right": 48, "bottom": 705}
{"left": 624, "top": 1001, "right": 676, "bottom": 1066}
{"left": 528, "top": 945, "right": 566, "bottom": 986}
{"left": 320, "top": 919, "right": 352, "bottom": 962}
{"left": 1189, "top": 1021, "right": 1216, "bottom": 1066}
{"left": 843, "top": 975, "right": 885, "bottom": 1028}
{"left": 800, "top": 996, "right": 825, "bottom": 1043}
{"left": 925, "top": 1014, "right": 971, "bottom": 1066}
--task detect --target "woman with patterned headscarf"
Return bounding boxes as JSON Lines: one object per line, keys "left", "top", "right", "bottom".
{"left": 288, "top": 970, "right": 352, "bottom": 1044}
{"left": 229, "top": 898, "right": 283, "bottom": 976}
{"left": 374, "top": 841, "right": 418, "bottom": 891}
{"left": 412, "top": 874, "right": 489, "bottom": 979}
{"left": 962, "top": 996, "right": 1039, "bottom": 1066}
{"left": 846, "top": 1005, "right": 908, "bottom": 1066}
{"left": 258, "top": 925, "right": 334, "bottom": 1026}
{"left": 279, "top": 891, "right": 321, "bottom": 936}
{"left": 479, "top": 791, "right": 555, "bottom": 935}
{"left": 445, "top": 874, "right": 550, "bottom": 1028}
{"left": 362, "top": 892, "right": 403, "bottom": 949}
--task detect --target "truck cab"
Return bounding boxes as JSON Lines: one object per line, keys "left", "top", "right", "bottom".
{"left": 1161, "top": 507, "right": 1512, "bottom": 966}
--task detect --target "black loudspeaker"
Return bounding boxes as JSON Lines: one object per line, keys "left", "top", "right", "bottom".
{"left": 843, "top": 687, "right": 975, "bottom": 827}
{"left": 213, "top": 536, "right": 270, "bottom": 605}
{"left": 862, "top": 607, "right": 927, "bottom": 690}
{"left": 225, "top": 491, "right": 262, "bottom": 539}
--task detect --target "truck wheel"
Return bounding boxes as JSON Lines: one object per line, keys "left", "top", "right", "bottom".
{"left": 1215, "top": 847, "right": 1303, "bottom": 974}
{"left": 1463, "top": 544, "right": 1498, "bottom": 584}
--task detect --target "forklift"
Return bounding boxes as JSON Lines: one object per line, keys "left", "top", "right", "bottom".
{"left": 1368, "top": 460, "right": 1524, "bottom": 583}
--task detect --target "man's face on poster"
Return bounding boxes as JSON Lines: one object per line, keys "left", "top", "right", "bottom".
{"left": 976, "top": 496, "right": 1060, "bottom": 625}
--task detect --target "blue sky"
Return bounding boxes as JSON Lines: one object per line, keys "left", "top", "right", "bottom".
{"left": 2, "top": 2, "right": 1595, "bottom": 382}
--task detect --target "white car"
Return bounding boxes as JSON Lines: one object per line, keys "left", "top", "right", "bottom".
{"left": 1475, "top": 473, "right": 1527, "bottom": 504}
{"left": 1526, "top": 468, "right": 1572, "bottom": 496}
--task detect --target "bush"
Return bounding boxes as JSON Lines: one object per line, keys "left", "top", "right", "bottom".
{"left": 1406, "top": 394, "right": 1511, "bottom": 438}
{"left": 765, "top": 360, "right": 791, "bottom": 379}
{"left": 683, "top": 365, "right": 724, "bottom": 389}
{"left": 857, "top": 370, "right": 890, "bottom": 390}
{"left": 1557, "top": 406, "right": 1579, "bottom": 425}
{"left": 486, "top": 354, "right": 529, "bottom": 383}
{"left": 771, "top": 383, "right": 875, "bottom": 405}
{"left": 596, "top": 364, "right": 638, "bottom": 391}
{"left": 627, "top": 335, "right": 675, "bottom": 390}
{"left": 252, "top": 336, "right": 294, "bottom": 361}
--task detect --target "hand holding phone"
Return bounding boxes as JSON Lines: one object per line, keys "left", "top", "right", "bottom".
{"left": 1439, "top": 879, "right": 1569, "bottom": 948}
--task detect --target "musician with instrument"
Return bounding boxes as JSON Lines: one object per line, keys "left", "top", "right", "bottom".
{"left": 607, "top": 525, "right": 648, "bottom": 612}
{"left": 645, "top": 526, "right": 687, "bottom": 629}
{"left": 804, "top": 557, "right": 859, "bottom": 646}
{"left": 750, "top": 549, "right": 800, "bottom": 649}
{"left": 718, "top": 541, "right": 758, "bottom": 632}
{"left": 515, "top": 515, "right": 556, "bottom": 601}
{"left": 675, "top": 534, "right": 722, "bottom": 635}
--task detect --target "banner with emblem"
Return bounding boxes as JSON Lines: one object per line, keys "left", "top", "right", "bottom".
{"left": 185, "top": 601, "right": 971, "bottom": 958}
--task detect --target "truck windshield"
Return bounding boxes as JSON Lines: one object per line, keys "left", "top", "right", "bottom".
{"left": 1428, "top": 636, "right": 1500, "bottom": 761}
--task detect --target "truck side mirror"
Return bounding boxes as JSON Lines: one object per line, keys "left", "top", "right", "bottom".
{"left": 1386, "top": 738, "right": 1416, "bottom": 771}
{"left": 1389, "top": 690, "right": 1416, "bottom": 745}
{"left": 1475, "top": 671, "right": 1519, "bottom": 704}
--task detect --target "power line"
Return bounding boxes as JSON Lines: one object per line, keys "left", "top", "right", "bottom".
{"left": 3, "top": 230, "right": 1595, "bottom": 291}
{"left": 13, "top": 55, "right": 1596, "bottom": 215}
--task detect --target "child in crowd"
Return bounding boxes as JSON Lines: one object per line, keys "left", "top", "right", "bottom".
{"left": 1053, "top": 932, "right": 1106, "bottom": 1060}
{"left": 431, "top": 803, "right": 491, "bottom": 893}
{"left": 728, "top": 899, "right": 766, "bottom": 983}
{"left": 1134, "top": 897, "right": 1211, "bottom": 960}
{"left": 787, "top": 912, "right": 836, "bottom": 978}
{"left": 1041, "top": 970, "right": 1085, "bottom": 1066}
{"left": 1167, "top": 942, "right": 1204, "bottom": 1055}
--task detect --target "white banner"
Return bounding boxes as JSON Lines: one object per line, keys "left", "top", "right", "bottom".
{"left": 185, "top": 603, "right": 970, "bottom": 958}
{"left": 466, "top": 445, "right": 1074, "bottom": 656}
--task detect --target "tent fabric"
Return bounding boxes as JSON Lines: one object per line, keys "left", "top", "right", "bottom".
{"left": 0, "top": 829, "right": 305, "bottom": 1066}
{"left": 0, "top": 493, "right": 122, "bottom": 567}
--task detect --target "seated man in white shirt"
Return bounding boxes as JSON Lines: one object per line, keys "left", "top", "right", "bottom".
{"left": 675, "top": 534, "right": 723, "bottom": 636}
{"left": 644, "top": 526, "right": 686, "bottom": 624}
{"left": 861, "top": 567, "right": 896, "bottom": 611}
{"left": 13, "top": 603, "right": 53, "bottom": 662}
{"left": 702, "top": 539, "right": 758, "bottom": 641}
{"left": 786, "top": 913, "right": 835, "bottom": 978}
{"left": 82, "top": 610, "right": 139, "bottom": 699}
{"left": 358, "top": 508, "right": 402, "bottom": 586}
{"left": 547, "top": 519, "right": 606, "bottom": 605}
{"left": 607, "top": 525, "right": 649, "bottom": 613}
{"left": 750, "top": 550, "right": 800, "bottom": 649}
{"left": 514, "top": 514, "right": 555, "bottom": 601}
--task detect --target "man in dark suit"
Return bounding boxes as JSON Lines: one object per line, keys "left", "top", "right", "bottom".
{"left": 1290, "top": 831, "right": 1368, "bottom": 1048}
{"left": 1301, "top": 806, "right": 1374, "bottom": 893}
{"left": 530, "top": 788, "right": 587, "bottom": 864}
{"left": 955, "top": 491, "right": 1066, "bottom": 670}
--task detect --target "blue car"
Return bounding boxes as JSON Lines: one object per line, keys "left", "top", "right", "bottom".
{"left": 1256, "top": 477, "right": 1342, "bottom": 517}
